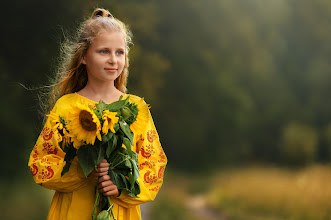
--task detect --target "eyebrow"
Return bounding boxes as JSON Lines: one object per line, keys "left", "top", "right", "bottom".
{"left": 96, "top": 47, "right": 125, "bottom": 50}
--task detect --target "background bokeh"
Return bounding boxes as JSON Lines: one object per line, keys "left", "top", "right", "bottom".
{"left": 2, "top": 0, "right": 331, "bottom": 219}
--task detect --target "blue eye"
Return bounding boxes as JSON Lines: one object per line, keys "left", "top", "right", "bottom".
{"left": 116, "top": 50, "right": 124, "bottom": 55}
{"left": 100, "top": 50, "right": 109, "bottom": 54}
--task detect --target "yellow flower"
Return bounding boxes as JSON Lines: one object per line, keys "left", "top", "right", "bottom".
{"left": 129, "top": 97, "right": 150, "bottom": 135}
{"left": 47, "top": 111, "right": 70, "bottom": 145}
{"left": 102, "top": 110, "right": 119, "bottom": 135}
{"left": 70, "top": 135, "right": 84, "bottom": 149}
{"left": 47, "top": 111, "right": 64, "bottom": 130}
{"left": 67, "top": 103, "right": 102, "bottom": 146}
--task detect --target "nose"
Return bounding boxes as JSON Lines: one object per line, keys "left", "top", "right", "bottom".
{"left": 107, "top": 53, "right": 116, "bottom": 63}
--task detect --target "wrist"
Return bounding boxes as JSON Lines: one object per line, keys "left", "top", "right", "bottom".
{"left": 117, "top": 189, "right": 122, "bottom": 197}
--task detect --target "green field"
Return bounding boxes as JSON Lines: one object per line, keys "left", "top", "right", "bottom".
{"left": 150, "top": 165, "right": 331, "bottom": 220}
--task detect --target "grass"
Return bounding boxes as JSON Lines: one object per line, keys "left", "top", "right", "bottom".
{"left": 207, "top": 165, "right": 331, "bottom": 220}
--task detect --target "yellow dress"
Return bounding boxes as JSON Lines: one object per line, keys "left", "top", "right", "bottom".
{"left": 28, "top": 93, "right": 167, "bottom": 220}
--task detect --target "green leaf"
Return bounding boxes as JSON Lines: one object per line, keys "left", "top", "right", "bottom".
{"left": 119, "top": 121, "right": 134, "bottom": 145}
{"left": 109, "top": 148, "right": 130, "bottom": 169}
{"left": 130, "top": 159, "right": 140, "bottom": 189}
{"left": 96, "top": 143, "right": 105, "bottom": 165}
{"left": 77, "top": 144, "right": 98, "bottom": 177}
{"left": 102, "top": 132, "right": 113, "bottom": 143}
{"left": 61, "top": 144, "right": 77, "bottom": 176}
{"left": 96, "top": 210, "right": 111, "bottom": 220}
{"left": 106, "top": 99, "right": 127, "bottom": 112}
{"left": 106, "top": 140, "right": 116, "bottom": 158}
{"left": 108, "top": 169, "right": 120, "bottom": 186}
{"left": 96, "top": 100, "right": 107, "bottom": 113}
{"left": 122, "top": 137, "right": 133, "bottom": 158}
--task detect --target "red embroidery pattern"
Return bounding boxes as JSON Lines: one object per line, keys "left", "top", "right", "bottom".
{"left": 56, "top": 131, "right": 62, "bottom": 142}
{"left": 149, "top": 185, "right": 160, "bottom": 192}
{"left": 141, "top": 144, "right": 155, "bottom": 159}
{"left": 30, "top": 164, "right": 38, "bottom": 176}
{"left": 42, "top": 127, "right": 53, "bottom": 141}
{"left": 40, "top": 158, "right": 52, "bottom": 164}
{"left": 139, "top": 160, "right": 156, "bottom": 170}
{"left": 158, "top": 147, "right": 167, "bottom": 163}
{"left": 32, "top": 145, "right": 39, "bottom": 162}
{"left": 42, "top": 142, "right": 58, "bottom": 155}
{"left": 147, "top": 130, "right": 157, "bottom": 143}
{"left": 144, "top": 170, "right": 157, "bottom": 185}
{"left": 158, "top": 166, "right": 165, "bottom": 179}
{"left": 38, "top": 166, "right": 54, "bottom": 181}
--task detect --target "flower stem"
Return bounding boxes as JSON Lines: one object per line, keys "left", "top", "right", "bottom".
{"left": 108, "top": 196, "right": 116, "bottom": 220}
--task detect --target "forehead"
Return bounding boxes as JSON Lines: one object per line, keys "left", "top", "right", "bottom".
{"left": 92, "top": 31, "right": 126, "bottom": 48}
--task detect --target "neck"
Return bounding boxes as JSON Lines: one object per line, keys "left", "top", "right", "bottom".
{"left": 78, "top": 81, "right": 124, "bottom": 103}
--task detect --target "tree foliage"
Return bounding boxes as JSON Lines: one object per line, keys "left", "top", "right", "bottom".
{"left": 2, "top": 0, "right": 331, "bottom": 177}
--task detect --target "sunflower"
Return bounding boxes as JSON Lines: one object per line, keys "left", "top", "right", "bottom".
{"left": 67, "top": 103, "right": 102, "bottom": 145}
{"left": 47, "top": 111, "right": 65, "bottom": 131}
{"left": 129, "top": 97, "right": 151, "bottom": 135}
{"left": 70, "top": 135, "right": 84, "bottom": 149}
{"left": 47, "top": 111, "right": 70, "bottom": 144}
{"left": 102, "top": 110, "right": 119, "bottom": 135}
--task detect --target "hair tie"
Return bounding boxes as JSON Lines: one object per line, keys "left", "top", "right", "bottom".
{"left": 96, "top": 10, "right": 103, "bottom": 17}
{"left": 93, "top": 9, "right": 113, "bottom": 19}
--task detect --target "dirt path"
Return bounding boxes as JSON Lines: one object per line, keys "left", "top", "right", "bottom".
{"left": 186, "top": 195, "right": 229, "bottom": 220}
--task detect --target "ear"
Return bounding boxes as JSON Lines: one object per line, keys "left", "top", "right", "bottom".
{"left": 81, "top": 56, "right": 87, "bottom": 65}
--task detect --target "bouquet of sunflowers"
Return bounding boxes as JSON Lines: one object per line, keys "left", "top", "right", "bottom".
{"left": 47, "top": 96, "right": 141, "bottom": 220}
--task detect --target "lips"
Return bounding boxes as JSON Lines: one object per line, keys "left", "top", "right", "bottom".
{"left": 104, "top": 68, "right": 117, "bottom": 72}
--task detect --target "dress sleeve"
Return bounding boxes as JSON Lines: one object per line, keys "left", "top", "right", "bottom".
{"left": 28, "top": 105, "right": 89, "bottom": 192}
{"left": 114, "top": 107, "right": 167, "bottom": 207}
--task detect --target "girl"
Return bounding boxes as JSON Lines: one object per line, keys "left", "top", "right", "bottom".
{"left": 28, "top": 8, "right": 167, "bottom": 220}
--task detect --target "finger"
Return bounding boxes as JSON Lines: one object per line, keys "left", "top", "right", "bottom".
{"left": 99, "top": 185, "right": 118, "bottom": 195}
{"left": 95, "top": 167, "right": 109, "bottom": 173}
{"left": 97, "top": 160, "right": 110, "bottom": 168}
{"left": 103, "top": 189, "right": 119, "bottom": 197}
{"left": 98, "top": 175, "right": 111, "bottom": 183}
{"left": 90, "top": 171, "right": 108, "bottom": 177}
{"left": 98, "top": 180, "right": 113, "bottom": 188}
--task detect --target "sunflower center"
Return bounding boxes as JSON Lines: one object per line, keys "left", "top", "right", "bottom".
{"left": 107, "top": 118, "right": 112, "bottom": 124}
{"left": 79, "top": 110, "right": 97, "bottom": 131}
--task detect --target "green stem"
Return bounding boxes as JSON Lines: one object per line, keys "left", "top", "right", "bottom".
{"left": 110, "top": 156, "right": 129, "bottom": 169}
{"left": 92, "top": 187, "right": 100, "bottom": 220}
{"left": 108, "top": 196, "right": 116, "bottom": 220}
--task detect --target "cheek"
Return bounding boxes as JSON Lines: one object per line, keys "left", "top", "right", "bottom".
{"left": 118, "top": 57, "right": 126, "bottom": 70}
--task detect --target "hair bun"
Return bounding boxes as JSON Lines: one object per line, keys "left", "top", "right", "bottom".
{"left": 92, "top": 8, "right": 113, "bottom": 18}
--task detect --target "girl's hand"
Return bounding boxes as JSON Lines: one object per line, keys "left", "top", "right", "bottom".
{"left": 88, "top": 159, "right": 109, "bottom": 177}
{"left": 98, "top": 174, "right": 120, "bottom": 197}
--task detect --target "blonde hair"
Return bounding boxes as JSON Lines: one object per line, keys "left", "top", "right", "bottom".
{"left": 49, "top": 8, "right": 132, "bottom": 110}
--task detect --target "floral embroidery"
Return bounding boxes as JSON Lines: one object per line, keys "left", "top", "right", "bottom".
{"left": 42, "top": 142, "right": 58, "bottom": 155}
{"left": 143, "top": 170, "right": 157, "bottom": 185}
{"left": 38, "top": 166, "right": 54, "bottom": 181}
{"left": 30, "top": 163, "right": 38, "bottom": 176}
{"left": 139, "top": 160, "right": 156, "bottom": 170}
{"left": 147, "top": 130, "right": 157, "bottom": 143}
{"left": 32, "top": 145, "right": 39, "bottom": 162}
{"left": 149, "top": 185, "right": 160, "bottom": 192}
{"left": 40, "top": 157, "right": 52, "bottom": 165}
{"left": 158, "top": 147, "right": 167, "bottom": 163}
{"left": 158, "top": 166, "right": 165, "bottom": 179}
{"left": 42, "top": 127, "right": 54, "bottom": 141}
{"left": 140, "top": 144, "right": 155, "bottom": 159}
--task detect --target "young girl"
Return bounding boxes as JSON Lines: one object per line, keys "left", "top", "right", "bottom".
{"left": 28, "top": 8, "right": 167, "bottom": 220}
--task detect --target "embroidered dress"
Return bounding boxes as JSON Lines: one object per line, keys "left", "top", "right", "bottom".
{"left": 28, "top": 93, "right": 167, "bottom": 220}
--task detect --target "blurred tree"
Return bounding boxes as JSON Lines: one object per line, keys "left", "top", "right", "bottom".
{"left": 280, "top": 122, "right": 318, "bottom": 165}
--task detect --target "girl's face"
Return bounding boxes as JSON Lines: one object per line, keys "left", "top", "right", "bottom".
{"left": 82, "top": 31, "right": 126, "bottom": 84}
